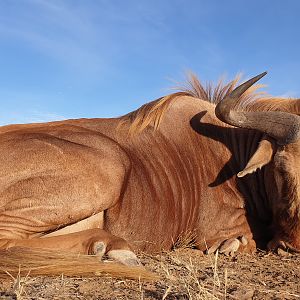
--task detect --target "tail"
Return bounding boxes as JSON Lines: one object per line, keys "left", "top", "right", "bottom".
{"left": 0, "top": 247, "right": 159, "bottom": 281}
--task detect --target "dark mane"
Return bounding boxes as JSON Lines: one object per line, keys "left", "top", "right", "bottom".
{"left": 120, "top": 73, "right": 298, "bottom": 134}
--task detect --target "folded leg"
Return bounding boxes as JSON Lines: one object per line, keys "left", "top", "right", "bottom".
{"left": 0, "top": 228, "right": 140, "bottom": 266}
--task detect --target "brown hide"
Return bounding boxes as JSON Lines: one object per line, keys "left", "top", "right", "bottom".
{"left": 0, "top": 95, "right": 268, "bottom": 255}
{"left": 0, "top": 83, "right": 299, "bottom": 258}
{"left": 266, "top": 142, "right": 300, "bottom": 250}
{"left": 215, "top": 74, "right": 300, "bottom": 251}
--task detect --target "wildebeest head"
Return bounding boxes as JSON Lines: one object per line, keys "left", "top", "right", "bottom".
{"left": 215, "top": 73, "right": 300, "bottom": 250}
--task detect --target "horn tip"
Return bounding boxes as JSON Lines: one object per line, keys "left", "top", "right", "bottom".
{"left": 250, "top": 71, "right": 267, "bottom": 84}
{"left": 259, "top": 71, "right": 267, "bottom": 78}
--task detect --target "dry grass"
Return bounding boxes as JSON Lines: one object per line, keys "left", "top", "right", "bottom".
{"left": 172, "top": 230, "right": 199, "bottom": 250}
{"left": 166, "top": 250, "right": 225, "bottom": 299}
{"left": 1, "top": 248, "right": 299, "bottom": 299}
{"left": 0, "top": 247, "right": 158, "bottom": 282}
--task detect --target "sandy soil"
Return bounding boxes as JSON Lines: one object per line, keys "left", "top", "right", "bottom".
{"left": 0, "top": 249, "right": 299, "bottom": 300}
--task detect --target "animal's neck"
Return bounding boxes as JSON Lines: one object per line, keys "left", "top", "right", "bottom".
{"left": 229, "top": 129, "right": 273, "bottom": 245}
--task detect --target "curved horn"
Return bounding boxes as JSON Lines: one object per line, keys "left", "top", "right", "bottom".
{"left": 215, "top": 72, "right": 267, "bottom": 123}
{"left": 215, "top": 72, "right": 300, "bottom": 145}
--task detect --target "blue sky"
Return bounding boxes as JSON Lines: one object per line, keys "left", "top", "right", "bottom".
{"left": 0, "top": 0, "right": 299, "bottom": 125}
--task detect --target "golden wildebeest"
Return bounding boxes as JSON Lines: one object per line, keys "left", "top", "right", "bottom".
{"left": 0, "top": 72, "right": 299, "bottom": 267}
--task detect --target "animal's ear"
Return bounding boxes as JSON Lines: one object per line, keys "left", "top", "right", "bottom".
{"left": 237, "top": 138, "right": 275, "bottom": 177}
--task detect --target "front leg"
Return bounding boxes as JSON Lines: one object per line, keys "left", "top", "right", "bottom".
{"left": 267, "top": 236, "right": 300, "bottom": 254}
{"left": 0, "top": 228, "right": 140, "bottom": 266}
{"left": 206, "top": 236, "right": 249, "bottom": 255}
{"left": 195, "top": 207, "right": 257, "bottom": 255}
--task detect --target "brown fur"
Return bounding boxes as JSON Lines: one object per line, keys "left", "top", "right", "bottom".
{"left": 180, "top": 72, "right": 266, "bottom": 105}
{"left": 121, "top": 73, "right": 298, "bottom": 135}
{"left": 0, "top": 73, "right": 299, "bottom": 278}
{"left": 0, "top": 247, "right": 158, "bottom": 280}
{"left": 119, "top": 92, "right": 189, "bottom": 135}
{"left": 243, "top": 97, "right": 300, "bottom": 115}
{"left": 270, "top": 142, "right": 300, "bottom": 248}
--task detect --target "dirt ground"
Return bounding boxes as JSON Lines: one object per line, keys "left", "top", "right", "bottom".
{"left": 0, "top": 248, "right": 299, "bottom": 300}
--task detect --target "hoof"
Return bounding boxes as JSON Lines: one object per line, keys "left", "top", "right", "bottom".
{"left": 219, "top": 238, "right": 241, "bottom": 255}
{"left": 207, "top": 236, "right": 248, "bottom": 256}
{"left": 267, "top": 238, "right": 300, "bottom": 254}
{"left": 107, "top": 249, "right": 141, "bottom": 266}
{"left": 92, "top": 241, "right": 107, "bottom": 258}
